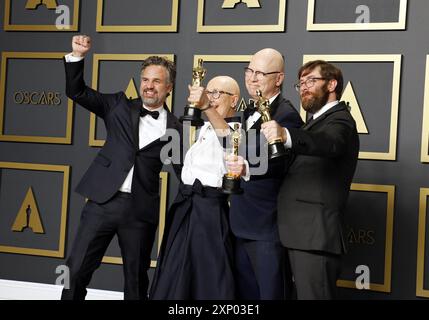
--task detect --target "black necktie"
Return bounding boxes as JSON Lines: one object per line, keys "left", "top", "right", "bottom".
{"left": 140, "top": 108, "right": 159, "bottom": 119}
{"left": 303, "top": 116, "right": 314, "bottom": 128}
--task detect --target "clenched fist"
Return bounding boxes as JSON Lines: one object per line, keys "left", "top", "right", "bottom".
{"left": 72, "top": 35, "right": 91, "bottom": 58}
{"left": 261, "top": 120, "right": 287, "bottom": 143}
{"left": 188, "top": 85, "right": 209, "bottom": 109}
{"left": 226, "top": 155, "right": 246, "bottom": 177}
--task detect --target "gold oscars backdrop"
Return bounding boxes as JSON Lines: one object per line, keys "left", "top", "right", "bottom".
{"left": 1, "top": 0, "right": 429, "bottom": 300}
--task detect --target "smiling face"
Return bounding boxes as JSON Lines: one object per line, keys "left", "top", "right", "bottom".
{"left": 206, "top": 76, "right": 240, "bottom": 119}
{"left": 245, "top": 48, "right": 285, "bottom": 100}
{"left": 139, "top": 65, "right": 172, "bottom": 109}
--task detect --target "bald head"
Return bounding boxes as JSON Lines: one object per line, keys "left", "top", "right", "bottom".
{"left": 208, "top": 76, "right": 240, "bottom": 97}
{"left": 246, "top": 48, "right": 285, "bottom": 99}
{"left": 252, "top": 48, "right": 284, "bottom": 72}
{"left": 206, "top": 76, "right": 240, "bottom": 119}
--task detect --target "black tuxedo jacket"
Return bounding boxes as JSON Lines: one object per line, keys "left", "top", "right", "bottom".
{"left": 278, "top": 101, "right": 359, "bottom": 254}
{"left": 64, "top": 59, "right": 182, "bottom": 225}
{"left": 230, "top": 95, "right": 303, "bottom": 241}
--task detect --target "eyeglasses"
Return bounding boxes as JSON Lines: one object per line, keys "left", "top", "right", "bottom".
{"left": 294, "top": 77, "right": 327, "bottom": 92}
{"left": 244, "top": 67, "right": 281, "bottom": 81}
{"left": 206, "top": 90, "right": 234, "bottom": 100}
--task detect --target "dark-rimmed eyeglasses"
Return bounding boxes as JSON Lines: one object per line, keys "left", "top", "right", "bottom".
{"left": 294, "top": 77, "right": 327, "bottom": 92}
{"left": 206, "top": 90, "right": 234, "bottom": 100}
{"left": 244, "top": 67, "right": 281, "bottom": 81}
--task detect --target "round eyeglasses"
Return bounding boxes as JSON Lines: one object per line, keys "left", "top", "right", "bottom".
{"left": 244, "top": 67, "right": 281, "bottom": 81}
{"left": 206, "top": 90, "right": 234, "bottom": 99}
{"left": 294, "top": 77, "right": 327, "bottom": 92}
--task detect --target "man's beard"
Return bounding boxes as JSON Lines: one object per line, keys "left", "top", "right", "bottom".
{"left": 141, "top": 90, "right": 163, "bottom": 108}
{"left": 301, "top": 83, "right": 329, "bottom": 114}
{"left": 141, "top": 96, "right": 161, "bottom": 108}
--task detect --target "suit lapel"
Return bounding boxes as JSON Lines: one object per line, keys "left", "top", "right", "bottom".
{"left": 165, "top": 105, "right": 179, "bottom": 130}
{"left": 268, "top": 94, "right": 281, "bottom": 118}
{"left": 130, "top": 98, "right": 142, "bottom": 150}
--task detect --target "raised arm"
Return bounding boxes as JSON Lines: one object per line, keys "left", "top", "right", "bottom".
{"left": 65, "top": 35, "right": 122, "bottom": 118}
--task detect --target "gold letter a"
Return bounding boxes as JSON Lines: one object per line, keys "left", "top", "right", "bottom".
{"left": 11, "top": 187, "right": 44, "bottom": 234}
{"left": 25, "top": 0, "right": 58, "bottom": 10}
{"left": 222, "top": 0, "right": 261, "bottom": 9}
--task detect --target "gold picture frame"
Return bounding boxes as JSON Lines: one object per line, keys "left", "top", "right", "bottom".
{"left": 89, "top": 54, "right": 175, "bottom": 147}
{"left": 101, "top": 172, "right": 168, "bottom": 268}
{"left": 307, "top": 0, "right": 407, "bottom": 31}
{"left": 0, "top": 52, "right": 74, "bottom": 144}
{"left": 0, "top": 162, "right": 69, "bottom": 258}
{"left": 337, "top": 183, "right": 395, "bottom": 293}
{"left": 416, "top": 188, "right": 429, "bottom": 298}
{"left": 197, "top": 0, "right": 286, "bottom": 32}
{"left": 3, "top": 0, "right": 80, "bottom": 32}
{"left": 96, "top": 0, "right": 179, "bottom": 32}
{"left": 301, "top": 54, "right": 402, "bottom": 161}
{"left": 420, "top": 56, "right": 429, "bottom": 163}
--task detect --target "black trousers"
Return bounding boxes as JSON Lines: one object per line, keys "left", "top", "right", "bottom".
{"left": 61, "top": 192, "right": 157, "bottom": 300}
{"left": 287, "top": 248, "right": 341, "bottom": 300}
{"left": 234, "top": 237, "right": 291, "bottom": 300}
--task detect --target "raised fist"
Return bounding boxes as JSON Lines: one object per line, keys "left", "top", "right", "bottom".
{"left": 72, "top": 35, "right": 91, "bottom": 58}
{"left": 188, "top": 85, "right": 209, "bottom": 109}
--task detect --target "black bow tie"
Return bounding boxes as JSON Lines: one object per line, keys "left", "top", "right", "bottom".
{"left": 247, "top": 103, "right": 258, "bottom": 116}
{"left": 140, "top": 108, "right": 159, "bottom": 119}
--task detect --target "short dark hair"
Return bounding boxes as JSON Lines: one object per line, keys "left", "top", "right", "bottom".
{"left": 141, "top": 56, "right": 176, "bottom": 86}
{"left": 298, "top": 60, "right": 343, "bottom": 99}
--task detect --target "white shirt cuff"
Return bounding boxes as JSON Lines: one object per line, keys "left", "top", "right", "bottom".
{"left": 65, "top": 53, "right": 84, "bottom": 63}
{"left": 284, "top": 128, "right": 292, "bottom": 149}
{"left": 242, "top": 159, "right": 251, "bottom": 182}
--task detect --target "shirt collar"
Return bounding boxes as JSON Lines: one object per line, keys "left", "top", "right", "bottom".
{"left": 142, "top": 104, "right": 165, "bottom": 113}
{"left": 268, "top": 92, "right": 280, "bottom": 105}
{"left": 313, "top": 100, "right": 339, "bottom": 120}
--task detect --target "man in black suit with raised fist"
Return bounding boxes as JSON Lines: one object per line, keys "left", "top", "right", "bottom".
{"left": 61, "top": 35, "right": 182, "bottom": 300}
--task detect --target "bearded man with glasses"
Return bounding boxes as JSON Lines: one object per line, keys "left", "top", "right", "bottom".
{"left": 260, "top": 60, "right": 359, "bottom": 299}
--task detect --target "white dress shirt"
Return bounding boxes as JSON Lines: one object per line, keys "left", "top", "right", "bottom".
{"left": 65, "top": 53, "right": 83, "bottom": 63}
{"left": 181, "top": 121, "right": 241, "bottom": 188}
{"left": 119, "top": 105, "right": 167, "bottom": 193}
{"left": 284, "top": 100, "right": 339, "bottom": 148}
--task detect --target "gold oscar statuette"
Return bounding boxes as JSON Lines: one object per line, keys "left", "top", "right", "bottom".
{"left": 222, "top": 123, "right": 243, "bottom": 194}
{"left": 255, "top": 89, "right": 286, "bottom": 159}
{"left": 179, "top": 58, "right": 206, "bottom": 127}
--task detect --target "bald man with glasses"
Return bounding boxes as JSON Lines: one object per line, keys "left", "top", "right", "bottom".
{"left": 228, "top": 48, "right": 303, "bottom": 300}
